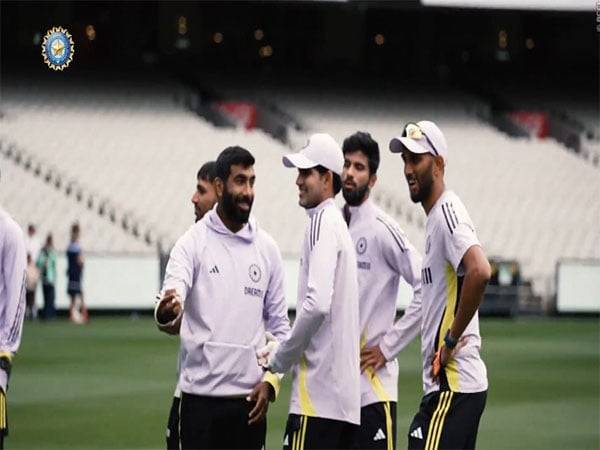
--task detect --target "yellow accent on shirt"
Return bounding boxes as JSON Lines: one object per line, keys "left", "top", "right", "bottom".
{"left": 299, "top": 354, "right": 317, "bottom": 416}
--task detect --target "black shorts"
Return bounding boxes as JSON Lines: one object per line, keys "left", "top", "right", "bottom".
{"left": 67, "top": 280, "right": 82, "bottom": 296}
{"left": 166, "top": 396, "right": 180, "bottom": 450}
{"left": 408, "top": 390, "right": 487, "bottom": 450}
{"left": 282, "top": 414, "right": 359, "bottom": 450}
{"left": 179, "top": 392, "right": 266, "bottom": 450}
{"left": 358, "top": 402, "right": 397, "bottom": 450}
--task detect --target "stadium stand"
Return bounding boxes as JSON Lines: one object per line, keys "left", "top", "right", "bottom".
{"left": 0, "top": 151, "right": 151, "bottom": 254}
{"left": 2, "top": 75, "right": 598, "bottom": 298}
{"left": 202, "top": 77, "right": 600, "bottom": 298}
{"left": 0, "top": 76, "right": 307, "bottom": 257}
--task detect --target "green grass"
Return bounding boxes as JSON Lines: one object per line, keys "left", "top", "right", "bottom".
{"left": 8, "top": 317, "right": 599, "bottom": 449}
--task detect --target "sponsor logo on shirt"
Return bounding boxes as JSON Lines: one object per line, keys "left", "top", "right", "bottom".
{"left": 357, "top": 261, "right": 371, "bottom": 270}
{"left": 244, "top": 286, "right": 264, "bottom": 298}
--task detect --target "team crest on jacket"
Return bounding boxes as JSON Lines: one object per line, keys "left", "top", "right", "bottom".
{"left": 356, "top": 237, "right": 367, "bottom": 255}
{"left": 249, "top": 264, "right": 262, "bottom": 283}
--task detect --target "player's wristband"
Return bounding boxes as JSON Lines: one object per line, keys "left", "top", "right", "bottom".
{"left": 444, "top": 330, "right": 458, "bottom": 350}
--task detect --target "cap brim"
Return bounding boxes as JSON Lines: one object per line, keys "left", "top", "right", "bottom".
{"left": 282, "top": 153, "right": 318, "bottom": 169}
{"left": 389, "top": 137, "right": 430, "bottom": 155}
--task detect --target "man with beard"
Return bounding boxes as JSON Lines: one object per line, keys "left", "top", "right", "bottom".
{"left": 340, "top": 131, "right": 423, "bottom": 450}
{"left": 260, "top": 133, "right": 361, "bottom": 450}
{"left": 363, "top": 121, "right": 490, "bottom": 450}
{"left": 155, "top": 147, "right": 290, "bottom": 450}
{"left": 160, "top": 161, "right": 218, "bottom": 450}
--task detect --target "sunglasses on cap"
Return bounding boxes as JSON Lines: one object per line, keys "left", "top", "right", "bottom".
{"left": 402, "top": 122, "right": 440, "bottom": 157}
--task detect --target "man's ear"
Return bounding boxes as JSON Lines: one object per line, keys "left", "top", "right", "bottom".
{"left": 433, "top": 156, "right": 445, "bottom": 175}
{"left": 214, "top": 177, "right": 224, "bottom": 199}
{"left": 368, "top": 173, "right": 378, "bottom": 189}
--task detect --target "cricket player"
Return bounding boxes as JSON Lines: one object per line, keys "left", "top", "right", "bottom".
{"left": 0, "top": 205, "right": 27, "bottom": 450}
{"left": 341, "top": 131, "right": 423, "bottom": 450}
{"left": 161, "top": 161, "right": 218, "bottom": 450}
{"left": 363, "top": 121, "right": 490, "bottom": 450}
{"left": 155, "top": 147, "right": 290, "bottom": 450}
{"left": 261, "top": 133, "right": 361, "bottom": 449}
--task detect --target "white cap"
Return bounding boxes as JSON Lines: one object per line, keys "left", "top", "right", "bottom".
{"left": 282, "top": 133, "right": 344, "bottom": 175}
{"left": 389, "top": 121, "right": 448, "bottom": 162}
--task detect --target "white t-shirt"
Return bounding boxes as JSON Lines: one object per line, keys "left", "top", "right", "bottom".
{"left": 419, "top": 190, "right": 488, "bottom": 394}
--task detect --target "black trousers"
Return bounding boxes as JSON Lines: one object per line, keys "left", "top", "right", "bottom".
{"left": 282, "top": 414, "right": 359, "bottom": 450}
{"left": 180, "top": 392, "right": 266, "bottom": 450}
{"left": 41, "top": 283, "right": 55, "bottom": 320}
{"left": 358, "top": 402, "right": 397, "bottom": 450}
{"left": 408, "top": 390, "right": 487, "bottom": 450}
{"left": 166, "top": 396, "right": 180, "bottom": 450}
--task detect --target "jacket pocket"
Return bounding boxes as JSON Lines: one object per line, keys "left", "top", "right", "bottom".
{"left": 203, "top": 341, "right": 257, "bottom": 382}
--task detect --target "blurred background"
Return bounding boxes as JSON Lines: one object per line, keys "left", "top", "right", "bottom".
{"left": 0, "top": 1, "right": 598, "bottom": 449}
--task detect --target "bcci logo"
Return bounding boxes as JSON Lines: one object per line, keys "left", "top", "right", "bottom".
{"left": 249, "top": 264, "right": 262, "bottom": 283}
{"left": 356, "top": 237, "right": 367, "bottom": 255}
{"left": 41, "top": 27, "right": 75, "bottom": 71}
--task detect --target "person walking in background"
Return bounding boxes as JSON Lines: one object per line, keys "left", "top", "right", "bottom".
{"left": 25, "top": 254, "right": 39, "bottom": 320}
{"left": 37, "top": 233, "right": 57, "bottom": 321}
{"left": 24, "top": 224, "right": 40, "bottom": 265}
{"left": 66, "top": 223, "right": 88, "bottom": 324}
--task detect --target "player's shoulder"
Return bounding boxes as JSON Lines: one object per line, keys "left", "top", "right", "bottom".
{"left": 256, "top": 227, "right": 282, "bottom": 258}
{"left": 311, "top": 202, "right": 338, "bottom": 230}
{"left": 0, "top": 209, "right": 24, "bottom": 244}
{"left": 432, "top": 190, "right": 474, "bottom": 235}
{"left": 176, "top": 219, "right": 209, "bottom": 251}
{"left": 373, "top": 206, "right": 409, "bottom": 246}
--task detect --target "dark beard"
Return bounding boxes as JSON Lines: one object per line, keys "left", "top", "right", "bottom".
{"left": 221, "top": 188, "right": 253, "bottom": 224}
{"left": 342, "top": 184, "right": 369, "bottom": 206}
{"left": 409, "top": 167, "right": 434, "bottom": 203}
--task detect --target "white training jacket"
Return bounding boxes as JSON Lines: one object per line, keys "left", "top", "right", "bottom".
{"left": 159, "top": 205, "right": 290, "bottom": 398}
{"left": 344, "top": 198, "right": 423, "bottom": 407}
{"left": 0, "top": 207, "right": 27, "bottom": 392}
{"left": 269, "top": 198, "right": 361, "bottom": 425}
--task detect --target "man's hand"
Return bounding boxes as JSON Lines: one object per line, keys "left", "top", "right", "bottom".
{"left": 256, "top": 332, "right": 279, "bottom": 369}
{"left": 247, "top": 382, "right": 273, "bottom": 425}
{"left": 360, "top": 345, "right": 387, "bottom": 373}
{"left": 155, "top": 289, "right": 183, "bottom": 335}
{"left": 431, "top": 337, "right": 468, "bottom": 381}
